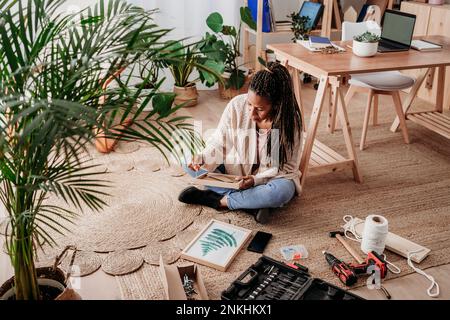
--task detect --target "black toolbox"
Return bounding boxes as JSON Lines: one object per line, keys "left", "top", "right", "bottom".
{"left": 221, "top": 256, "right": 363, "bottom": 300}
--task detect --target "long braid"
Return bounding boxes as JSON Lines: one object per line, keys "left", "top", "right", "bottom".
{"left": 249, "top": 62, "right": 302, "bottom": 169}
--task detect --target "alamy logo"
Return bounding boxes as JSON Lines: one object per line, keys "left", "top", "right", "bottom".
{"left": 366, "top": 265, "right": 381, "bottom": 289}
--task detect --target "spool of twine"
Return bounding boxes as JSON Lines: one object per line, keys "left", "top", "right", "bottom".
{"left": 361, "top": 214, "right": 389, "bottom": 254}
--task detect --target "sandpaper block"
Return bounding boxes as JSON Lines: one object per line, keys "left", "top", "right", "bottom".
{"left": 343, "top": 217, "right": 431, "bottom": 263}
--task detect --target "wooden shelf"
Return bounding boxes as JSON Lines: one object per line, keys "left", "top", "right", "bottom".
{"left": 407, "top": 111, "right": 450, "bottom": 139}
{"left": 244, "top": 26, "right": 340, "bottom": 36}
{"left": 243, "top": 0, "right": 342, "bottom": 71}
{"left": 308, "top": 139, "right": 354, "bottom": 176}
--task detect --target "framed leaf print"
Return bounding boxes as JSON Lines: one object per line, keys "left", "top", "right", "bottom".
{"left": 181, "top": 219, "right": 253, "bottom": 271}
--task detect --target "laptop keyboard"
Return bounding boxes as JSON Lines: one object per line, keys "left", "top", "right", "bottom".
{"left": 379, "top": 41, "right": 408, "bottom": 52}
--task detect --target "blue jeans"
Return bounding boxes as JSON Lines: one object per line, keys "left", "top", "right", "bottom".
{"left": 208, "top": 179, "right": 296, "bottom": 210}
{"left": 183, "top": 164, "right": 296, "bottom": 210}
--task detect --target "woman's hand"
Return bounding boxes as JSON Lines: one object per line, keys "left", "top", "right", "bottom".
{"left": 188, "top": 154, "right": 204, "bottom": 171}
{"left": 237, "top": 175, "right": 255, "bottom": 190}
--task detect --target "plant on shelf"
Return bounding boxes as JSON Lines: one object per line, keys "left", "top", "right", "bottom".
{"left": 199, "top": 7, "right": 256, "bottom": 99}
{"left": 162, "top": 40, "right": 224, "bottom": 107}
{"left": 288, "top": 12, "right": 311, "bottom": 42}
{"left": 352, "top": 32, "right": 381, "bottom": 57}
{"left": 0, "top": 0, "right": 203, "bottom": 300}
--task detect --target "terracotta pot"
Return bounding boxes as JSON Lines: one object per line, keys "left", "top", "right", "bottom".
{"left": 218, "top": 70, "right": 253, "bottom": 100}
{"left": 0, "top": 267, "right": 68, "bottom": 300}
{"left": 94, "top": 118, "right": 134, "bottom": 153}
{"left": 173, "top": 84, "right": 198, "bottom": 107}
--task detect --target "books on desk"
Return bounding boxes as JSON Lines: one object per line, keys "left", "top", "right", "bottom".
{"left": 411, "top": 40, "right": 443, "bottom": 52}
{"left": 309, "top": 36, "right": 332, "bottom": 49}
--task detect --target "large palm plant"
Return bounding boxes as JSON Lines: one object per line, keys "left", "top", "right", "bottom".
{"left": 0, "top": 0, "right": 203, "bottom": 299}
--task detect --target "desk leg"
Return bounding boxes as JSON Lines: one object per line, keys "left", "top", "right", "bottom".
{"left": 292, "top": 68, "right": 306, "bottom": 129}
{"left": 436, "top": 66, "right": 445, "bottom": 113}
{"left": 390, "top": 68, "right": 430, "bottom": 133}
{"left": 300, "top": 75, "right": 329, "bottom": 187}
{"left": 336, "top": 85, "right": 363, "bottom": 183}
{"left": 327, "top": 85, "right": 338, "bottom": 133}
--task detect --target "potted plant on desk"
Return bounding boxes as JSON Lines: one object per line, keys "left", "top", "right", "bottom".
{"left": 200, "top": 8, "right": 255, "bottom": 99}
{"left": 352, "top": 31, "right": 381, "bottom": 57}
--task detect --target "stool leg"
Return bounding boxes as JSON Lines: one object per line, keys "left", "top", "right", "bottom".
{"left": 360, "top": 89, "right": 374, "bottom": 151}
{"left": 391, "top": 91, "right": 410, "bottom": 144}
{"left": 373, "top": 94, "right": 378, "bottom": 126}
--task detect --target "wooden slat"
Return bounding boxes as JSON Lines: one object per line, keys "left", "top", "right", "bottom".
{"left": 311, "top": 152, "right": 327, "bottom": 165}
{"left": 313, "top": 144, "right": 338, "bottom": 163}
{"left": 414, "top": 114, "right": 450, "bottom": 133}
{"left": 408, "top": 114, "right": 450, "bottom": 139}
{"left": 438, "top": 112, "right": 450, "bottom": 122}
{"left": 423, "top": 113, "right": 450, "bottom": 129}
{"left": 314, "top": 140, "right": 346, "bottom": 162}
{"left": 428, "top": 112, "right": 450, "bottom": 125}
{"left": 309, "top": 157, "right": 321, "bottom": 167}
{"left": 309, "top": 160, "right": 354, "bottom": 176}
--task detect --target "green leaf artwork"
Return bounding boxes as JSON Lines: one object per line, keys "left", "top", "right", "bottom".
{"left": 199, "top": 228, "right": 238, "bottom": 256}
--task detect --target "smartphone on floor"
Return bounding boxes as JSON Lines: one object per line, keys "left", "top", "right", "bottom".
{"left": 247, "top": 231, "right": 272, "bottom": 254}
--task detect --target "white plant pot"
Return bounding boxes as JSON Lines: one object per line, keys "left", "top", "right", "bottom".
{"left": 352, "top": 40, "right": 379, "bottom": 57}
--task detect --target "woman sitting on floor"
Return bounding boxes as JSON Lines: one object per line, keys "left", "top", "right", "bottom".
{"left": 178, "top": 62, "right": 303, "bottom": 224}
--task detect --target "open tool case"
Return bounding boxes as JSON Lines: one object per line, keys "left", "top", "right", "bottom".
{"left": 221, "top": 256, "right": 363, "bottom": 300}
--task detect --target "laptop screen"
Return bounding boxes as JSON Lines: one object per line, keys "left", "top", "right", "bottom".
{"left": 381, "top": 11, "right": 416, "bottom": 46}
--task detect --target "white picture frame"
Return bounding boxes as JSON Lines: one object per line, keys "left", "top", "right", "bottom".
{"left": 181, "top": 219, "right": 253, "bottom": 272}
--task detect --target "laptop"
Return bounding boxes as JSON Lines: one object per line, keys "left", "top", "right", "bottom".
{"left": 378, "top": 10, "right": 416, "bottom": 53}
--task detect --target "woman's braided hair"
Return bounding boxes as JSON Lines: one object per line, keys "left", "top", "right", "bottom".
{"left": 249, "top": 61, "right": 302, "bottom": 169}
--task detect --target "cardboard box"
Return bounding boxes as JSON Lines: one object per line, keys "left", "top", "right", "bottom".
{"left": 159, "top": 256, "right": 209, "bottom": 300}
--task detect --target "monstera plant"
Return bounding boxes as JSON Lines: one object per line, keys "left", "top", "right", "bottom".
{"left": 199, "top": 7, "right": 256, "bottom": 99}
{"left": 0, "top": 0, "right": 203, "bottom": 300}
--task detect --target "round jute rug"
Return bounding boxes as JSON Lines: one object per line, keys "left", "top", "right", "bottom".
{"left": 102, "top": 250, "right": 144, "bottom": 276}
{"left": 60, "top": 251, "right": 104, "bottom": 277}
{"left": 56, "top": 169, "right": 201, "bottom": 252}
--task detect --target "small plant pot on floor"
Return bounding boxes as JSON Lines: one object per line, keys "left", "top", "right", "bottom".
{"left": 0, "top": 267, "right": 66, "bottom": 300}
{"left": 173, "top": 84, "right": 198, "bottom": 107}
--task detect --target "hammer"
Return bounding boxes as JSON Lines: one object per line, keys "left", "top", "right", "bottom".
{"left": 329, "top": 231, "right": 364, "bottom": 264}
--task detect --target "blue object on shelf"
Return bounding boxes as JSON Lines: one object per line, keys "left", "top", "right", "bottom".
{"left": 357, "top": 4, "right": 370, "bottom": 22}
{"left": 248, "top": 0, "right": 272, "bottom": 32}
{"left": 299, "top": 1, "right": 324, "bottom": 30}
